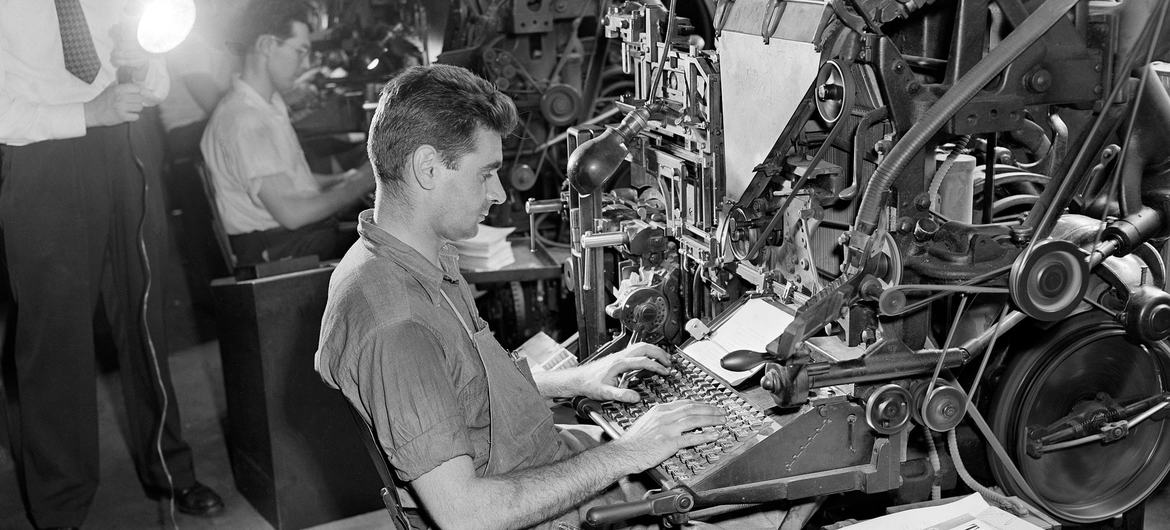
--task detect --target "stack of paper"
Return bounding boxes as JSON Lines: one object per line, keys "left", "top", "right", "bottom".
{"left": 452, "top": 224, "right": 516, "bottom": 270}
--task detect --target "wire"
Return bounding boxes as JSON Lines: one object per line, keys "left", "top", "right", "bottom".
{"left": 959, "top": 303, "right": 1009, "bottom": 421}
{"left": 1103, "top": 1, "right": 1169, "bottom": 219}
{"left": 127, "top": 123, "right": 178, "bottom": 530}
{"left": 644, "top": 0, "right": 679, "bottom": 102}
{"left": 924, "top": 429, "right": 942, "bottom": 501}
{"left": 924, "top": 294, "right": 970, "bottom": 413}
{"left": 947, "top": 429, "right": 1029, "bottom": 516}
{"left": 927, "top": 135, "right": 972, "bottom": 208}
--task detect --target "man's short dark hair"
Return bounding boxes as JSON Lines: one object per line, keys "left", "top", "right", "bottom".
{"left": 367, "top": 65, "right": 519, "bottom": 196}
{"left": 233, "top": 0, "right": 312, "bottom": 52}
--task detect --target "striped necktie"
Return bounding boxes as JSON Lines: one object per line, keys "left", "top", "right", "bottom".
{"left": 55, "top": 0, "right": 102, "bottom": 84}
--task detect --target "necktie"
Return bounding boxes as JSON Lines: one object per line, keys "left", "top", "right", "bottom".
{"left": 55, "top": 0, "right": 102, "bottom": 84}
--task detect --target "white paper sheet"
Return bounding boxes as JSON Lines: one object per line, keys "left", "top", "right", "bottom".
{"left": 842, "top": 494, "right": 1043, "bottom": 530}
{"left": 682, "top": 298, "right": 794, "bottom": 386}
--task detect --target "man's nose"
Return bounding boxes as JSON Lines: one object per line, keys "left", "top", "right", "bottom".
{"left": 487, "top": 174, "right": 506, "bottom": 205}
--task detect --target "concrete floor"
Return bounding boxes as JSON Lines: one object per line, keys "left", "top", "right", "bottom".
{"left": 1, "top": 338, "right": 1169, "bottom": 529}
{"left": 0, "top": 339, "right": 385, "bottom": 530}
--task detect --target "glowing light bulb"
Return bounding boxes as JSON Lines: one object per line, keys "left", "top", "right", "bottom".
{"left": 137, "top": 0, "right": 196, "bottom": 54}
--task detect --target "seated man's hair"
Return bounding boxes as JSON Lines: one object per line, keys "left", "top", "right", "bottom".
{"left": 231, "top": 0, "right": 313, "bottom": 53}
{"left": 367, "top": 65, "right": 519, "bottom": 196}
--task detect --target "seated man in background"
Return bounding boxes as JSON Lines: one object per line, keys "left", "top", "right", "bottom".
{"left": 315, "top": 64, "right": 730, "bottom": 529}
{"left": 201, "top": 0, "right": 373, "bottom": 266}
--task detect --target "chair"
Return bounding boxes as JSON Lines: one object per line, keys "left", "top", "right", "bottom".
{"left": 347, "top": 404, "right": 419, "bottom": 530}
{"left": 193, "top": 161, "right": 238, "bottom": 273}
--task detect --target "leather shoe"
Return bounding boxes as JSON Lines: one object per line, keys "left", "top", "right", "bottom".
{"left": 151, "top": 482, "right": 225, "bottom": 516}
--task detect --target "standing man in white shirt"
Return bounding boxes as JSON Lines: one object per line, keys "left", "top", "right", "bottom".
{"left": 201, "top": 0, "right": 374, "bottom": 266}
{"left": 0, "top": 1, "right": 223, "bottom": 527}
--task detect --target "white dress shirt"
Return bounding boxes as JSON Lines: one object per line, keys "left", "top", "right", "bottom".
{"left": 0, "top": 0, "right": 169, "bottom": 146}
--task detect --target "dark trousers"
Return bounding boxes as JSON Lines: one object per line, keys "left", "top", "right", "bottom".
{"left": 229, "top": 219, "right": 341, "bottom": 266}
{"left": 0, "top": 123, "right": 196, "bottom": 528}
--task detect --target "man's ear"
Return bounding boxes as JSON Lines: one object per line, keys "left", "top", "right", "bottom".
{"left": 255, "top": 34, "right": 277, "bottom": 56}
{"left": 410, "top": 145, "right": 439, "bottom": 191}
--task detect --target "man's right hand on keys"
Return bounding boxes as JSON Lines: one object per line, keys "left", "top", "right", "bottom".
{"left": 609, "top": 400, "right": 726, "bottom": 473}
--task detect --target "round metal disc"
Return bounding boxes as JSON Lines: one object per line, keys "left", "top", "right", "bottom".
{"left": 865, "top": 384, "right": 912, "bottom": 435}
{"left": 989, "top": 314, "right": 1170, "bottom": 524}
{"left": 815, "top": 61, "right": 847, "bottom": 125}
{"left": 1010, "top": 239, "right": 1089, "bottom": 321}
{"left": 921, "top": 385, "right": 965, "bottom": 432}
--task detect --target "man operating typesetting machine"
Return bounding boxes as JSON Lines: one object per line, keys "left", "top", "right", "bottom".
{"left": 537, "top": 0, "right": 1170, "bottom": 527}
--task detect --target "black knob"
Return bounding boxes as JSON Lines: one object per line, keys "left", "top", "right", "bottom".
{"left": 721, "top": 349, "right": 769, "bottom": 372}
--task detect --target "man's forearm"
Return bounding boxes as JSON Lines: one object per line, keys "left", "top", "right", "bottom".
{"left": 0, "top": 94, "right": 86, "bottom": 144}
{"left": 262, "top": 183, "right": 363, "bottom": 230}
{"left": 533, "top": 368, "right": 581, "bottom": 398}
{"left": 432, "top": 442, "right": 639, "bottom": 529}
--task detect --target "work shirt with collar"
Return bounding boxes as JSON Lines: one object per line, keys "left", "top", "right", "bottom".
{"left": 316, "top": 210, "right": 506, "bottom": 481}
{"left": 200, "top": 76, "right": 318, "bottom": 235}
{"left": 0, "top": 0, "right": 169, "bottom": 145}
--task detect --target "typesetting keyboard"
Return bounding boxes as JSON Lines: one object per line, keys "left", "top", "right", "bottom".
{"left": 600, "top": 353, "right": 773, "bottom": 484}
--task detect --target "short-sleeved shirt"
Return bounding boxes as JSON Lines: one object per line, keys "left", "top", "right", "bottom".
{"left": 315, "top": 210, "right": 494, "bottom": 482}
{"left": 200, "top": 77, "right": 318, "bottom": 235}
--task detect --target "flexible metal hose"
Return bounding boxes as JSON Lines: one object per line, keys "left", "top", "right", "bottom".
{"left": 853, "top": 0, "right": 1080, "bottom": 235}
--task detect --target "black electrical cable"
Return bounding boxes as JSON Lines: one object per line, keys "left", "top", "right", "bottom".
{"left": 1022, "top": 0, "right": 1167, "bottom": 241}
{"left": 126, "top": 121, "right": 178, "bottom": 530}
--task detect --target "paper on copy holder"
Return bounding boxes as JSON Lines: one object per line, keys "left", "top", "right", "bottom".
{"left": 682, "top": 298, "right": 794, "bottom": 386}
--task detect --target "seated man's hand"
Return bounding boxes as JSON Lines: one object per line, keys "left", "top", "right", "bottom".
{"left": 572, "top": 342, "right": 671, "bottom": 403}
{"left": 611, "top": 400, "right": 726, "bottom": 472}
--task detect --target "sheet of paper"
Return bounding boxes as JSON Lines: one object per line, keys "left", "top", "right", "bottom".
{"left": 515, "top": 332, "right": 578, "bottom": 373}
{"left": 682, "top": 298, "right": 794, "bottom": 386}
{"left": 842, "top": 494, "right": 1043, "bottom": 530}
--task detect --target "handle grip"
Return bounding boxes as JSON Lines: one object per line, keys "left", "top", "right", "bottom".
{"left": 720, "top": 349, "right": 769, "bottom": 372}
{"left": 585, "top": 489, "right": 695, "bottom": 526}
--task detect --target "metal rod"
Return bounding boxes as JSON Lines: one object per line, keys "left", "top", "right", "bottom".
{"left": 537, "top": 106, "right": 622, "bottom": 151}
{"left": 983, "top": 133, "right": 997, "bottom": 224}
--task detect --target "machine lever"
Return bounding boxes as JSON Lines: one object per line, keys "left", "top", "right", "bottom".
{"left": 584, "top": 488, "right": 695, "bottom": 525}
{"left": 720, "top": 349, "right": 770, "bottom": 372}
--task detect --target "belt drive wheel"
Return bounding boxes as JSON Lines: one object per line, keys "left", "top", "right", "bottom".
{"left": 988, "top": 312, "right": 1170, "bottom": 524}
{"left": 1010, "top": 239, "right": 1089, "bottom": 321}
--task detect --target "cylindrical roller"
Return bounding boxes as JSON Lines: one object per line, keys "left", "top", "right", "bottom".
{"left": 864, "top": 384, "right": 913, "bottom": 435}
{"left": 911, "top": 379, "right": 967, "bottom": 432}
{"left": 1010, "top": 239, "right": 1089, "bottom": 321}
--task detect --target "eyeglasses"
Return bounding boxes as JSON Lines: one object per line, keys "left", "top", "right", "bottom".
{"left": 277, "top": 37, "right": 311, "bottom": 61}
